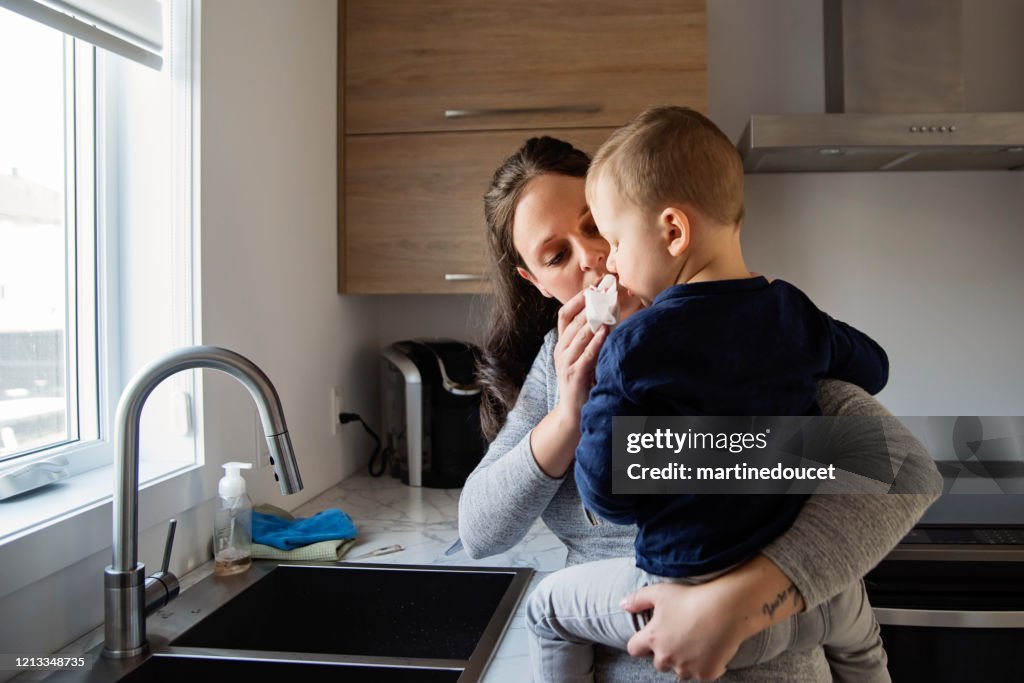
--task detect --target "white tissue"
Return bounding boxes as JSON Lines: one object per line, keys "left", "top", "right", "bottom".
{"left": 583, "top": 274, "right": 619, "bottom": 333}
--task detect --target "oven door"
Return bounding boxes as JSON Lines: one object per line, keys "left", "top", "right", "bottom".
{"left": 866, "top": 552, "right": 1024, "bottom": 682}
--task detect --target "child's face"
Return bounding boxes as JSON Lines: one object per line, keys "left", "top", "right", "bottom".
{"left": 589, "top": 174, "right": 680, "bottom": 305}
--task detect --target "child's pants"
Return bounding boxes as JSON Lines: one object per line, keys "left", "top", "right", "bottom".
{"left": 525, "top": 556, "right": 889, "bottom": 683}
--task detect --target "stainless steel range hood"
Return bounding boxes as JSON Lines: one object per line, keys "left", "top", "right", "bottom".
{"left": 740, "top": 112, "right": 1024, "bottom": 172}
{"left": 738, "top": 0, "right": 1024, "bottom": 172}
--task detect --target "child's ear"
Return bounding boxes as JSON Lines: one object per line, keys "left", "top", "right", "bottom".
{"left": 660, "top": 208, "right": 691, "bottom": 257}
{"left": 516, "top": 266, "right": 554, "bottom": 298}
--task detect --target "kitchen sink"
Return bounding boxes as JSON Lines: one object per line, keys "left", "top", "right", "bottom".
{"left": 118, "top": 655, "right": 463, "bottom": 683}
{"left": 172, "top": 564, "right": 519, "bottom": 659}
{"left": 48, "top": 561, "right": 533, "bottom": 682}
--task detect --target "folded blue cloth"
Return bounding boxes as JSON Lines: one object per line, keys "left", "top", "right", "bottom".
{"left": 252, "top": 508, "right": 358, "bottom": 550}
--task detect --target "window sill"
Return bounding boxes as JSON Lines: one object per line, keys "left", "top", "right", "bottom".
{"left": 0, "top": 459, "right": 187, "bottom": 541}
{"left": 0, "top": 459, "right": 207, "bottom": 600}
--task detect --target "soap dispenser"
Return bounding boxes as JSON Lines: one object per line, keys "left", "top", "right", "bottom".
{"left": 214, "top": 461, "right": 253, "bottom": 576}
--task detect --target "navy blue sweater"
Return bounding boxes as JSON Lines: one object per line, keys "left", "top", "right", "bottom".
{"left": 575, "top": 276, "right": 888, "bottom": 577}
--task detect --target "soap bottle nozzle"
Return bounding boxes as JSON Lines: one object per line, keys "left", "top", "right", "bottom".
{"left": 219, "top": 461, "right": 253, "bottom": 498}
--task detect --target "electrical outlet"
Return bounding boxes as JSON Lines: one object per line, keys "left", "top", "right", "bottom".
{"left": 331, "top": 387, "right": 342, "bottom": 436}
{"left": 254, "top": 409, "right": 271, "bottom": 469}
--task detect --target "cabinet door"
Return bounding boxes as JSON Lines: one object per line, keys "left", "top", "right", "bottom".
{"left": 343, "top": 128, "right": 613, "bottom": 293}
{"left": 345, "top": 0, "right": 706, "bottom": 134}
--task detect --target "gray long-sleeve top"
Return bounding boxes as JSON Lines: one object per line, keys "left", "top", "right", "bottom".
{"left": 458, "top": 330, "right": 942, "bottom": 682}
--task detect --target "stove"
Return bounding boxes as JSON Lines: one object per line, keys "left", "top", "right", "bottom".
{"left": 865, "top": 525, "right": 1024, "bottom": 681}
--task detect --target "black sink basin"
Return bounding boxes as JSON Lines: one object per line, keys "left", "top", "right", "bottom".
{"left": 118, "top": 655, "right": 462, "bottom": 683}
{"left": 172, "top": 564, "right": 518, "bottom": 660}
{"left": 46, "top": 562, "right": 532, "bottom": 683}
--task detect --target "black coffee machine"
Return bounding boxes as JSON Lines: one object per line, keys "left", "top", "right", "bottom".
{"left": 380, "top": 339, "right": 486, "bottom": 488}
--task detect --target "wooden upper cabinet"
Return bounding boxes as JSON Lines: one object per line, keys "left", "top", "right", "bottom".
{"left": 338, "top": 0, "right": 707, "bottom": 293}
{"left": 344, "top": 128, "right": 614, "bottom": 293}
{"left": 344, "top": 0, "right": 707, "bottom": 135}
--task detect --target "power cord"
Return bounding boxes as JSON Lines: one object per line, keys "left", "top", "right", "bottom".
{"left": 338, "top": 412, "right": 385, "bottom": 477}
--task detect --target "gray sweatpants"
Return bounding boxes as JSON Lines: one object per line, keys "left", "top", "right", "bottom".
{"left": 526, "top": 556, "right": 888, "bottom": 683}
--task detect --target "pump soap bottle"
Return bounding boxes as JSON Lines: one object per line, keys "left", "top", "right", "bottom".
{"left": 214, "top": 461, "right": 254, "bottom": 576}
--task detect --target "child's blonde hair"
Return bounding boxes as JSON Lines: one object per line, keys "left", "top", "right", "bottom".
{"left": 588, "top": 106, "right": 745, "bottom": 227}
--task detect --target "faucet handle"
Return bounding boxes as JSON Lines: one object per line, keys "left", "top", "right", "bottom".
{"left": 160, "top": 518, "right": 177, "bottom": 574}
{"left": 145, "top": 519, "right": 180, "bottom": 616}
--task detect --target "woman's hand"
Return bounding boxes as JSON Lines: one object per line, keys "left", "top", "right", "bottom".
{"left": 528, "top": 291, "right": 607, "bottom": 478}
{"left": 553, "top": 290, "right": 608, "bottom": 419}
{"left": 620, "top": 555, "right": 806, "bottom": 681}
{"left": 553, "top": 284, "right": 642, "bottom": 418}
{"left": 620, "top": 581, "right": 748, "bottom": 681}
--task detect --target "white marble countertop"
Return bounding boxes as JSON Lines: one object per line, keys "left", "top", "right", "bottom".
{"left": 16, "top": 471, "right": 565, "bottom": 683}
{"left": 290, "top": 470, "right": 568, "bottom": 683}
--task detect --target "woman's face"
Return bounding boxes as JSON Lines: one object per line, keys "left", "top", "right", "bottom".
{"left": 511, "top": 173, "right": 610, "bottom": 304}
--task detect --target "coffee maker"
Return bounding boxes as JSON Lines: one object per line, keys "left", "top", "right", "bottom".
{"left": 380, "top": 339, "right": 486, "bottom": 488}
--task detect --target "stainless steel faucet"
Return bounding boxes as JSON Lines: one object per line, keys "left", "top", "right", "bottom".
{"left": 103, "top": 346, "right": 304, "bottom": 658}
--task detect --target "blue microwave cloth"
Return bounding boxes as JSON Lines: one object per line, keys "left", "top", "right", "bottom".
{"left": 252, "top": 508, "right": 358, "bottom": 550}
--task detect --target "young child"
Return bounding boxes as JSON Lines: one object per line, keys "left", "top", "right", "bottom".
{"left": 525, "top": 107, "right": 891, "bottom": 682}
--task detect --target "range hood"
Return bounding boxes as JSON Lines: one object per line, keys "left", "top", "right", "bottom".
{"left": 738, "top": 0, "right": 1024, "bottom": 172}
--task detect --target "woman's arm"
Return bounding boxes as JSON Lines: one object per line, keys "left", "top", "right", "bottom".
{"left": 458, "top": 332, "right": 565, "bottom": 559}
{"left": 530, "top": 296, "right": 608, "bottom": 478}
{"left": 459, "top": 294, "right": 607, "bottom": 559}
{"left": 760, "top": 379, "right": 943, "bottom": 609}
{"left": 621, "top": 554, "right": 807, "bottom": 680}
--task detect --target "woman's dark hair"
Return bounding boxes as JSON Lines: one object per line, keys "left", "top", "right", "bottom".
{"left": 478, "top": 136, "right": 591, "bottom": 440}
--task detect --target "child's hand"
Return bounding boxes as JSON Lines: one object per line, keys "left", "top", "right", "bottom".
{"left": 620, "top": 581, "right": 748, "bottom": 681}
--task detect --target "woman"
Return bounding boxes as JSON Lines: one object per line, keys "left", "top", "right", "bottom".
{"left": 458, "top": 136, "right": 941, "bottom": 681}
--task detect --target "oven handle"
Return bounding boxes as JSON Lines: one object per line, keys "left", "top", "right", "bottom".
{"left": 874, "top": 607, "right": 1024, "bottom": 628}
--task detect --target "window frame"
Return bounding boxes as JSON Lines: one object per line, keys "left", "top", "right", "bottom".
{"left": 0, "top": 0, "right": 200, "bottom": 542}
{"left": 0, "top": 28, "right": 111, "bottom": 475}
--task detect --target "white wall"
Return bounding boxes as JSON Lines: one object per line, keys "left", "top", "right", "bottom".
{"left": 199, "top": 0, "right": 378, "bottom": 510}
{"left": 709, "top": 0, "right": 1024, "bottom": 522}
{"left": 378, "top": 294, "right": 487, "bottom": 348}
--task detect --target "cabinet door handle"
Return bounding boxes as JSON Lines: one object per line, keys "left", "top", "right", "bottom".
{"left": 444, "top": 105, "right": 601, "bottom": 119}
{"left": 444, "top": 273, "right": 485, "bottom": 281}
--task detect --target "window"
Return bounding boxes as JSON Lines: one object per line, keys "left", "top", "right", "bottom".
{"left": 0, "top": 0, "right": 197, "bottom": 505}
{"left": 0, "top": 11, "right": 99, "bottom": 463}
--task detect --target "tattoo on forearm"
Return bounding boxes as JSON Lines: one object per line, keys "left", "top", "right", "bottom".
{"left": 762, "top": 583, "right": 799, "bottom": 620}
